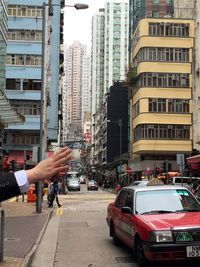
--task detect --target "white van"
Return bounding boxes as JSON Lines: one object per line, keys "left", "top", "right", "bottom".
{"left": 169, "top": 176, "right": 200, "bottom": 187}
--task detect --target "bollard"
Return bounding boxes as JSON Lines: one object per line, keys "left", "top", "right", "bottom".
{"left": 0, "top": 208, "right": 4, "bottom": 262}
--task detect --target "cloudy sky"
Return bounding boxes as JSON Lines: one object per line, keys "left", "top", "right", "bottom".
{"left": 64, "top": 0, "right": 106, "bottom": 51}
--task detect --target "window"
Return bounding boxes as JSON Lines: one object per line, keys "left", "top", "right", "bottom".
{"left": 124, "top": 191, "right": 133, "bottom": 211}
{"left": 6, "top": 54, "right": 42, "bottom": 66}
{"left": 133, "top": 124, "right": 190, "bottom": 141}
{"left": 149, "top": 22, "right": 189, "bottom": 37}
{"left": 11, "top": 101, "right": 41, "bottom": 115}
{"left": 149, "top": 98, "right": 166, "bottom": 112}
{"left": 12, "top": 134, "right": 40, "bottom": 145}
{"left": 8, "top": 5, "right": 42, "bottom": 17}
{"left": 134, "top": 47, "right": 189, "bottom": 64}
{"left": 134, "top": 73, "right": 190, "bottom": 92}
{"left": 115, "top": 190, "right": 127, "bottom": 209}
{"left": 168, "top": 99, "right": 189, "bottom": 113}
{"left": 8, "top": 30, "right": 42, "bottom": 41}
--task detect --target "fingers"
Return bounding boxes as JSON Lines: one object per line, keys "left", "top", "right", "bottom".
{"left": 51, "top": 147, "right": 72, "bottom": 164}
{"left": 52, "top": 147, "right": 71, "bottom": 159}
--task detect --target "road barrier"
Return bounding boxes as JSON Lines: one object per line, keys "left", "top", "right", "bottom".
{"left": 0, "top": 208, "right": 4, "bottom": 262}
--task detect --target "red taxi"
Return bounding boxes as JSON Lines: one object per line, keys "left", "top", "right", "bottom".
{"left": 106, "top": 185, "right": 200, "bottom": 267}
{"left": 87, "top": 180, "right": 98, "bottom": 191}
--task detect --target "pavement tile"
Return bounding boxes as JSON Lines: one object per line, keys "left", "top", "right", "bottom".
{"left": 0, "top": 257, "right": 23, "bottom": 267}
{"left": 0, "top": 197, "right": 51, "bottom": 267}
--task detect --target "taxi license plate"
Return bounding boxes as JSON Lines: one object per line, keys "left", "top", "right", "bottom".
{"left": 187, "top": 246, "right": 200, "bottom": 257}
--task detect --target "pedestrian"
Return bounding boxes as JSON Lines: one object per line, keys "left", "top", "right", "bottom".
{"left": 0, "top": 146, "right": 71, "bottom": 202}
{"left": 48, "top": 177, "right": 62, "bottom": 208}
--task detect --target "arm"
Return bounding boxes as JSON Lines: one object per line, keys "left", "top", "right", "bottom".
{"left": 0, "top": 147, "right": 71, "bottom": 202}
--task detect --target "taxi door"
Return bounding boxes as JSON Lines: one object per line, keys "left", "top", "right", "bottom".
{"left": 113, "top": 190, "right": 128, "bottom": 239}
{"left": 119, "top": 190, "right": 135, "bottom": 247}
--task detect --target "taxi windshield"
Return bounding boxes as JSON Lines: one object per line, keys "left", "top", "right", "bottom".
{"left": 135, "top": 189, "right": 200, "bottom": 215}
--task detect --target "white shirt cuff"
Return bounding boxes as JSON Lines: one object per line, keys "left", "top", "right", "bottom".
{"left": 15, "top": 170, "right": 30, "bottom": 193}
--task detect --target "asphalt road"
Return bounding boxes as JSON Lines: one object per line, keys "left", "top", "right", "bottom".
{"left": 30, "top": 184, "right": 196, "bottom": 267}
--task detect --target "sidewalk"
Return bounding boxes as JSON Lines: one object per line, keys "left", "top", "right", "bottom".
{"left": 0, "top": 196, "right": 52, "bottom": 267}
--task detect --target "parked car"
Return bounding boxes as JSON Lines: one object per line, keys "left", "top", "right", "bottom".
{"left": 107, "top": 185, "right": 200, "bottom": 267}
{"left": 67, "top": 179, "right": 80, "bottom": 191}
{"left": 87, "top": 180, "right": 98, "bottom": 191}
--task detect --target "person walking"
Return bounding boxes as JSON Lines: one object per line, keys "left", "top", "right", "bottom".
{"left": 48, "top": 178, "right": 62, "bottom": 208}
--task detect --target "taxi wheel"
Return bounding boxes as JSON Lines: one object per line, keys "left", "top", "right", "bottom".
{"left": 110, "top": 223, "right": 121, "bottom": 246}
{"left": 136, "top": 238, "right": 148, "bottom": 267}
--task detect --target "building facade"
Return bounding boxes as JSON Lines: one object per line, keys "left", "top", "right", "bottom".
{"left": 64, "top": 40, "right": 87, "bottom": 141}
{"left": 0, "top": 0, "right": 24, "bottom": 172}
{"left": 91, "top": 1, "right": 129, "bottom": 168}
{"left": 128, "top": 18, "right": 194, "bottom": 177}
{"left": 5, "top": 0, "right": 61, "bottom": 165}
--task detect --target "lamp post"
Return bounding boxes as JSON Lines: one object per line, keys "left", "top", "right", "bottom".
{"left": 36, "top": 2, "right": 88, "bottom": 213}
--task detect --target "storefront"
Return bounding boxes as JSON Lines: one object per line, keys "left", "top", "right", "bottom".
{"left": 187, "top": 154, "right": 200, "bottom": 176}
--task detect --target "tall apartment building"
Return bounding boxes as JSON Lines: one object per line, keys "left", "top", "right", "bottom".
{"left": 5, "top": 0, "right": 62, "bottom": 165}
{"left": 91, "top": 1, "right": 129, "bottom": 166}
{"left": 64, "top": 40, "right": 87, "bottom": 141}
{"left": 0, "top": 0, "right": 24, "bottom": 172}
{"left": 128, "top": 18, "right": 194, "bottom": 177}
{"left": 81, "top": 54, "right": 91, "bottom": 124}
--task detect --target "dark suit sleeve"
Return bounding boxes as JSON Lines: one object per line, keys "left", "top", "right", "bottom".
{"left": 0, "top": 173, "right": 21, "bottom": 202}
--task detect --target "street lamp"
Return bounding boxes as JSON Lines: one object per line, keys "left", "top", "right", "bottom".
{"left": 64, "top": 4, "right": 89, "bottom": 10}
{"left": 37, "top": 2, "right": 88, "bottom": 213}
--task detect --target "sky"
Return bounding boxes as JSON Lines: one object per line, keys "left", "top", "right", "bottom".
{"left": 64, "top": 0, "right": 106, "bottom": 52}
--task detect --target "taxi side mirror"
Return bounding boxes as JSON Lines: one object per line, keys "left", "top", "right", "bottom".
{"left": 121, "top": 206, "right": 132, "bottom": 214}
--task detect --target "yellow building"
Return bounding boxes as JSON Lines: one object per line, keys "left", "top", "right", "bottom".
{"left": 128, "top": 18, "right": 194, "bottom": 176}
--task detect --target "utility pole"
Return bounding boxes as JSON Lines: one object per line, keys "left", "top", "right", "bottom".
{"left": 36, "top": 2, "right": 49, "bottom": 213}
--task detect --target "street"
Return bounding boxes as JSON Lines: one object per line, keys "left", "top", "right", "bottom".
{"left": 30, "top": 184, "right": 194, "bottom": 267}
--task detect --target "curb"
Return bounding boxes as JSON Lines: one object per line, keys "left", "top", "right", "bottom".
{"left": 20, "top": 209, "right": 54, "bottom": 267}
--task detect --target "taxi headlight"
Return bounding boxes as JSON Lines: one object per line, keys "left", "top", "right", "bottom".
{"left": 149, "top": 231, "right": 173, "bottom": 243}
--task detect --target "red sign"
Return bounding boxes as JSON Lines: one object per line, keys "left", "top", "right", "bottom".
{"left": 84, "top": 130, "right": 91, "bottom": 143}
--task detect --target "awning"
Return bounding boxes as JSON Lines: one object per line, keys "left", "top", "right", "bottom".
{"left": 0, "top": 89, "right": 24, "bottom": 126}
{"left": 187, "top": 154, "right": 200, "bottom": 164}
{"left": 8, "top": 151, "right": 32, "bottom": 165}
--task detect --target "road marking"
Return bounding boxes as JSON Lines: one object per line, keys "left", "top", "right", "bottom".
{"left": 63, "top": 206, "right": 77, "bottom": 211}
{"left": 56, "top": 207, "right": 63, "bottom": 216}
{"left": 8, "top": 197, "right": 18, "bottom": 202}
